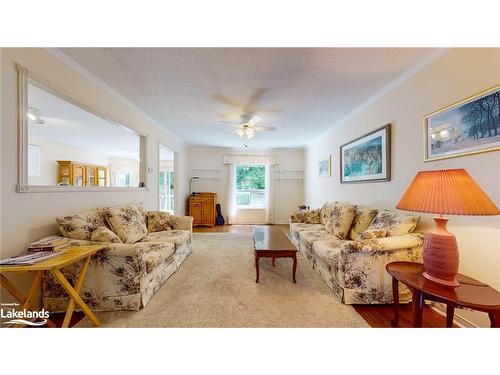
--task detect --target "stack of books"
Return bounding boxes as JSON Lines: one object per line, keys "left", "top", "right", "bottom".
{"left": 27, "top": 235, "right": 69, "bottom": 252}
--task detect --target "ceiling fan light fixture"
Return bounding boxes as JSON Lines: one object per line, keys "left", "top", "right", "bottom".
{"left": 236, "top": 128, "right": 245, "bottom": 138}
{"left": 246, "top": 128, "right": 255, "bottom": 139}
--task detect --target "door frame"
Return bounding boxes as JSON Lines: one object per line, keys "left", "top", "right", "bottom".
{"left": 157, "top": 142, "right": 176, "bottom": 213}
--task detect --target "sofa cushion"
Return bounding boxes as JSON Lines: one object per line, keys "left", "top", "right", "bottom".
{"left": 299, "top": 229, "right": 339, "bottom": 254}
{"left": 104, "top": 204, "right": 148, "bottom": 244}
{"left": 365, "top": 209, "right": 420, "bottom": 237}
{"left": 147, "top": 211, "right": 172, "bottom": 232}
{"left": 324, "top": 202, "right": 357, "bottom": 240}
{"left": 359, "top": 229, "right": 387, "bottom": 239}
{"left": 290, "top": 223, "right": 325, "bottom": 243}
{"left": 320, "top": 201, "right": 337, "bottom": 225}
{"left": 141, "top": 242, "right": 175, "bottom": 273}
{"left": 90, "top": 226, "right": 122, "bottom": 243}
{"left": 348, "top": 208, "right": 378, "bottom": 240}
{"left": 139, "top": 230, "right": 191, "bottom": 252}
{"left": 56, "top": 209, "right": 108, "bottom": 241}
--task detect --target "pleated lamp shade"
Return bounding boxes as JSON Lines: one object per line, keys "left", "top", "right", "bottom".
{"left": 396, "top": 169, "right": 499, "bottom": 215}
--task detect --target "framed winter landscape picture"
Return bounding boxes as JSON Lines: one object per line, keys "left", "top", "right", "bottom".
{"left": 318, "top": 155, "right": 331, "bottom": 177}
{"left": 340, "top": 124, "right": 391, "bottom": 183}
{"left": 424, "top": 85, "right": 500, "bottom": 162}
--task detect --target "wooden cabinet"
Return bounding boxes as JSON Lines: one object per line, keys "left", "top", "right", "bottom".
{"left": 57, "top": 161, "right": 109, "bottom": 187}
{"left": 188, "top": 192, "right": 216, "bottom": 227}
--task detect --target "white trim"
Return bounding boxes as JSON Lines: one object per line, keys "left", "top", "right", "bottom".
{"left": 309, "top": 48, "right": 450, "bottom": 144}
{"left": 17, "top": 186, "right": 148, "bottom": 193}
{"left": 44, "top": 48, "right": 186, "bottom": 147}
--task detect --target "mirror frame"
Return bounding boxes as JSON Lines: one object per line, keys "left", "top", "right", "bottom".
{"left": 16, "top": 63, "right": 148, "bottom": 193}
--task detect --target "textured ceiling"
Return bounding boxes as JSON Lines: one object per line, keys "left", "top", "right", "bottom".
{"left": 59, "top": 48, "right": 436, "bottom": 149}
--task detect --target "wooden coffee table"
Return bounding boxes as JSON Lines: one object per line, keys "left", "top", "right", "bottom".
{"left": 386, "top": 261, "right": 500, "bottom": 328}
{"left": 253, "top": 225, "right": 298, "bottom": 283}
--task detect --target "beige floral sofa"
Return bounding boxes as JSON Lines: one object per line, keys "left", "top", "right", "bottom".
{"left": 42, "top": 202, "right": 193, "bottom": 312}
{"left": 290, "top": 202, "right": 424, "bottom": 304}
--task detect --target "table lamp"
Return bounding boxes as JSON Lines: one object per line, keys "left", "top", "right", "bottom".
{"left": 396, "top": 168, "right": 499, "bottom": 287}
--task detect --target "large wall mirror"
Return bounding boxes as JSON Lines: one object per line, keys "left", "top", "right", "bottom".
{"left": 17, "top": 63, "right": 147, "bottom": 192}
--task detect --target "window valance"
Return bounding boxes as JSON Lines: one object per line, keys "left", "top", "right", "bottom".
{"left": 222, "top": 154, "right": 279, "bottom": 166}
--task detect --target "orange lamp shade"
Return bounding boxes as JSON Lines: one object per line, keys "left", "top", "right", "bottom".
{"left": 396, "top": 169, "right": 499, "bottom": 215}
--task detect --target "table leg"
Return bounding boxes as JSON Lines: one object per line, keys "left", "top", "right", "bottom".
{"left": 272, "top": 257, "right": 276, "bottom": 267}
{"left": 446, "top": 304, "right": 455, "bottom": 328}
{"left": 411, "top": 289, "right": 423, "bottom": 328}
{"left": 255, "top": 254, "right": 260, "bottom": 283}
{"left": 51, "top": 268, "right": 100, "bottom": 327}
{"left": 0, "top": 273, "right": 56, "bottom": 328}
{"left": 15, "top": 270, "right": 43, "bottom": 328}
{"left": 489, "top": 312, "right": 499, "bottom": 328}
{"left": 62, "top": 256, "right": 91, "bottom": 328}
{"left": 292, "top": 254, "right": 297, "bottom": 283}
{"left": 391, "top": 277, "right": 400, "bottom": 327}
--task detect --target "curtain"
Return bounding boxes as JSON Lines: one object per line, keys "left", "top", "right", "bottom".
{"left": 265, "top": 165, "right": 274, "bottom": 224}
{"left": 224, "top": 154, "right": 278, "bottom": 225}
{"left": 227, "top": 163, "right": 237, "bottom": 224}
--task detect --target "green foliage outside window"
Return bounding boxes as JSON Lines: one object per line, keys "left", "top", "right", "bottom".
{"left": 236, "top": 164, "right": 265, "bottom": 190}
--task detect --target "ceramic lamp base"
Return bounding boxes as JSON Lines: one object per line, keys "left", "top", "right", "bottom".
{"left": 423, "top": 217, "right": 460, "bottom": 287}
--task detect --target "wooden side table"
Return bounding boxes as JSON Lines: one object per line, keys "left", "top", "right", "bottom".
{"left": 386, "top": 261, "right": 500, "bottom": 328}
{"left": 0, "top": 245, "right": 104, "bottom": 328}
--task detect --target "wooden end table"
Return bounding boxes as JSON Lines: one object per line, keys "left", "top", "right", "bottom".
{"left": 386, "top": 261, "right": 500, "bottom": 328}
{"left": 253, "top": 226, "right": 298, "bottom": 283}
{"left": 0, "top": 245, "right": 104, "bottom": 328}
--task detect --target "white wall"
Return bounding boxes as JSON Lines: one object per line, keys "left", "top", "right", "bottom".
{"left": 188, "top": 147, "right": 304, "bottom": 224}
{"left": 0, "top": 48, "right": 190, "bottom": 301}
{"left": 304, "top": 48, "right": 500, "bottom": 327}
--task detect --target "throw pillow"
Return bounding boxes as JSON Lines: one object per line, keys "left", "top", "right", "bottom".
{"left": 147, "top": 211, "right": 172, "bottom": 232}
{"left": 320, "top": 201, "right": 337, "bottom": 225}
{"left": 365, "top": 209, "right": 420, "bottom": 237}
{"left": 90, "top": 226, "right": 122, "bottom": 243}
{"left": 324, "top": 202, "right": 357, "bottom": 240}
{"left": 56, "top": 209, "right": 108, "bottom": 241}
{"left": 104, "top": 204, "right": 148, "bottom": 244}
{"left": 358, "top": 229, "right": 387, "bottom": 240}
{"left": 348, "top": 208, "right": 379, "bottom": 240}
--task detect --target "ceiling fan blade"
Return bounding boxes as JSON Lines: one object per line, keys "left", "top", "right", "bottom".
{"left": 220, "top": 120, "right": 241, "bottom": 125}
{"left": 213, "top": 94, "right": 243, "bottom": 109}
{"left": 248, "top": 115, "right": 261, "bottom": 126}
{"left": 244, "top": 88, "right": 266, "bottom": 112}
{"left": 254, "top": 126, "right": 276, "bottom": 131}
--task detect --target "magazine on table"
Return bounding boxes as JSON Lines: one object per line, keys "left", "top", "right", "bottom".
{"left": 0, "top": 251, "right": 63, "bottom": 266}
{"left": 27, "top": 235, "right": 69, "bottom": 252}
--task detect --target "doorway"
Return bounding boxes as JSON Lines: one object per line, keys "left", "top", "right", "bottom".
{"left": 159, "top": 144, "right": 175, "bottom": 213}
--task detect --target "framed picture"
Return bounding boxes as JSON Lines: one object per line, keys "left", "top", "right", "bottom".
{"left": 424, "top": 85, "right": 500, "bottom": 162}
{"left": 318, "top": 155, "right": 331, "bottom": 178}
{"left": 340, "top": 124, "right": 391, "bottom": 183}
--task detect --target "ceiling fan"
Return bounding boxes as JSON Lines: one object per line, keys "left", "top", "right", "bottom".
{"left": 221, "top": 115, "right": 276, "bottom": 139}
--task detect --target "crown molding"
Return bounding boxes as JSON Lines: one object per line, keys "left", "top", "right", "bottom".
{"left": 44, "top": 48, "right": 186, "bottom": 147}
{"left": 309, "top": 48, "right": 450, "bottom": 144}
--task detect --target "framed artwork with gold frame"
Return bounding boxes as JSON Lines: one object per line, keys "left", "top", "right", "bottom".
{"left": 423, "top": 84, "right": 500, "bottom": 162}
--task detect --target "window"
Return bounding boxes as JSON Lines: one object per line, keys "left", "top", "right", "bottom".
{"left": 236, "top": 164, "right": 266, "bottom": 208}
{"left": 159, "top": 171, "right": 175, "bottom": 212}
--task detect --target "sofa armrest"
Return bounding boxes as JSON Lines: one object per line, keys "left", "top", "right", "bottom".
{"left": 289, "top": 209, "right": 321, "bottom": 224}
{"left": 170, "top": 215, "right": 194, "bottom": 232}
{"left": 341, "top": 233, "right": 425, "bottom": 254}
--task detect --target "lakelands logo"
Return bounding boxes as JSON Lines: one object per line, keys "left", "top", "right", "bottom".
{"left": 1, "top": 303, "right": 50, "bottom": 326}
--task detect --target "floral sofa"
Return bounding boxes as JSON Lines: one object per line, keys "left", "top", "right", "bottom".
{"left": 42, "top": 202, "right": 193, "bottom": 312}
{"left": 290, "top": 202, "right": 424, "bottom": 304}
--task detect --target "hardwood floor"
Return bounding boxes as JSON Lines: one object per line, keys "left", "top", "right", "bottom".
{"left": 195, "top": 224, "right": 453, "bottom": 328}
{"left": 44, "top": 224, "right": 451, "bottom": 328}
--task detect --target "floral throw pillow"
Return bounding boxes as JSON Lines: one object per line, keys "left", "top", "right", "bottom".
{"left": 348, "top": 208, "right": 379, "bottom": 240}
{"left": 56, "top": 209, "right": 108, "bottom": 241}
{"left": 290, "top": 209, "right": 321, "bottom": 224}
{"left": 324, "top": 202, "right": 357, "bottom": 240}
{"left": 365, "top": 209, "right": 420, "bottom": 237}
{"left": 320, "top": 202, "right": 337, "bottom": 225}
{"left": 147, "top": 211, "right": 172, "bottom": 232}
{"left": 358, "top": 229, "right": 387, "bottom": 240}
{"left": 90, "top": 226, "right": 122, "bottom": 243}
{"left": 104, "top": 204, "right": 148, "bottom": 244}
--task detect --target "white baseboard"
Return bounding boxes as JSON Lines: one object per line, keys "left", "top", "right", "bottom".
{"left": 428, "top": 301, "right": 477, "bottom": 328}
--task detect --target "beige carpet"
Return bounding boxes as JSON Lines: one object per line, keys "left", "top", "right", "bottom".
{"left": 77, "top": 233, "right": 369, "bottom": 327}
